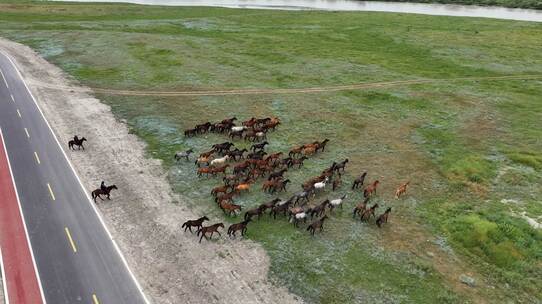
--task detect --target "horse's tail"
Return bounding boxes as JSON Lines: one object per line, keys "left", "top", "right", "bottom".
{"left": 91, "top": 190, "right": 97, "bottom": 201}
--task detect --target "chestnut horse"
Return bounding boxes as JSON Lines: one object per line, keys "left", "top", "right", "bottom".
{"left": 363, "top": 180, "right": 380, "bottom": 198}
{"left": 395, "top": 181, "right": 410, "bottom": 199}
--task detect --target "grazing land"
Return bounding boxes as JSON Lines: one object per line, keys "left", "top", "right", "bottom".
{"left": 1, "top": 1, "right": 541, "bottom": 303}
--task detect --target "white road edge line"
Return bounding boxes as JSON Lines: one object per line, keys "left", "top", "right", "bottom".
{"left": 0, "top": 69, "right": 8, "bottom": 88}
{"left": 0, "top": 246, "right": 10, "bottom": 304}
{"left": 0, "top": 128, "right": 47, "bottom": 304}
{"left": 0, "top": 51, "right": 150, "bottom": 304}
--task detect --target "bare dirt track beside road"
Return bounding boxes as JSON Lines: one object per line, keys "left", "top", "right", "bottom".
{"left": 0, "top": 37, "right": 301, "bottom": 304}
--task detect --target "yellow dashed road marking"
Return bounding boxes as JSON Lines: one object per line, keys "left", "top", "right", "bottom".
{"left": 64, "top": 227, "right": 77, "bottom": 253}
{"left": 92, "top": 294, "right": 100, "bottom": 304}
{"left": 47, "top": 183, "right": 55, "bottom": 201}
{"left": 34, "top": 152, "right": 40, "bottom": 164}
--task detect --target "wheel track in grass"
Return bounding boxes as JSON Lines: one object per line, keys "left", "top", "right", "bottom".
{"left": 27, "top": 74, "right": 542, "bottom": 97}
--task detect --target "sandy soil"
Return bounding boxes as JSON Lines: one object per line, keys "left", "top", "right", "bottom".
{"left": 0, "top": 37, "right": 301, "bottom": 304}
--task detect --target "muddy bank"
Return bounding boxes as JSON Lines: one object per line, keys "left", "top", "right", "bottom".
{"left": 0, "top": 37, "right": 300, "bottom": 304}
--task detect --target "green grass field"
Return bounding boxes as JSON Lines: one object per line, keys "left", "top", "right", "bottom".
{"left": 1, "top": 2, "right": 541, "bottom": 303}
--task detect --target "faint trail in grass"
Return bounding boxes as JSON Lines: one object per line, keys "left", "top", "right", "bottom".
{"left": 27, "top": 74, "right": 542, "bottom": 97}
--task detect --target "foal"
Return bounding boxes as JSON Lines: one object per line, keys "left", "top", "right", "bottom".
{"left": 182, "top": 216, "right": 209, "bottom": 232}
{"left": 307, "top": 215, "right": 329, "bottom": 235}
{"left": 197, "top": 223, "right": 224, "bottom": 243}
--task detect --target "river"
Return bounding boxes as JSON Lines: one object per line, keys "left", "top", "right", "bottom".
{"left": 58, "top": 0, "right": 542, "bottom": 22}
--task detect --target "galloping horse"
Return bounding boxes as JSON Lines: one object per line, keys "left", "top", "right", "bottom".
{"left": 91, "top": 185, "right": 118, "bottom": 202}
{"left": 68, "top": 137, "right": 87, "bottom": 150}
{"left": 307, "top": 215, "right": 329, "bottom": 235}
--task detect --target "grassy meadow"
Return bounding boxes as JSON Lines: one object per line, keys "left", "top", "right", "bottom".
{"left": 1, "top": 1, "right": 541, "bottom": 303}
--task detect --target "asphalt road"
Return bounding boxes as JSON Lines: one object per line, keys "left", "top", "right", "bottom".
{"left": 0, "top": 52, "right": 148, "bottom": 303}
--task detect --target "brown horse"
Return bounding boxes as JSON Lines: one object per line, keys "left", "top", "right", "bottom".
{"left": 315, "top": 139, "right": 329, "bottom": 152}
{"left": 211, "top": 164, "right": 229, "bottom": 176}
{"left": 376, "top": 207, "right": 392, "bottom": 227}
{"left": 219, "top": 200, "right": 242, "bottom": 216}
{"left": 360, "top": 203, "right": 379, "bottom": 222}
{"left": 364, "top": 180, "right": 380, "bottom": 198}
{"left": 68, "top": 137, "right": 87, "bottom": 150}
{"left": 395, "top": 181, "right": 410, "bottom": 199}
{"left": 182, "top": 216, "right": 209, "bottom": 232}
{"left": 353, "top": 197, "right": 370, "bottom": 218}
{"left": 332, "top": 175, "right": 342, "bottom": 191}
{"left": 211, "top": 185, "right": 232, "bottom": 197}
{"left": 258, "top": 198, "right": 281, "bottom": 213}
{"left": 91, "top": 185, "right": 118, "bottom": 202}
{"left": 307, "top": 215, "right": 329, "bottom": 235}
{"left": 270, "top": 201, "right": 291, "bottom": 219}
{"left": 227, "top": 219, "right": 251, "bottom": 237}
{"left": 197, "top": 223, "right": 224, "bottom": 243}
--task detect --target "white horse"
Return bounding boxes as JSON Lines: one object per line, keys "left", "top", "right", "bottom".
{"left": 231, "top": 126, "right": 246, "bottom": 132}
{"left": 329, "top": 194, "right": 348, "bottom": 211}
{"left": 313, "top": 177, "right": 329, "bottom": 191}
{"left": 210, "top": 155, "right": 230, "bottom": 166}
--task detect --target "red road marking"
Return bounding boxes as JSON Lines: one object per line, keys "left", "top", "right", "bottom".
{"left": 0, "top": 131, "right": 44, "bottom": 304}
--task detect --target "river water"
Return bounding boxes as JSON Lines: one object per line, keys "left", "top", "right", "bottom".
{"left": 59, "top": 0, "right": 542, "bottom": 22}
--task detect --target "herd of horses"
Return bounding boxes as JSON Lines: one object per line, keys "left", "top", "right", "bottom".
{"left": 178, "top": 116, "right": 410, "bottom": 243}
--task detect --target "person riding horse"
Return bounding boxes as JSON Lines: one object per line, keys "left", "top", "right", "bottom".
{"left": 100, "top": 181, "right": 107, "bottom": 192}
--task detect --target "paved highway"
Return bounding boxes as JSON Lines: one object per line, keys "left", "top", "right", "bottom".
{"left": 0, "top": 51, "right": 148, "bottom": 303}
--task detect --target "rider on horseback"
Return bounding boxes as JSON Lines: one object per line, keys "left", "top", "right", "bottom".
{"left": 74, "top": 135, "right": 79, "bottom": 142}
{"left": 100, "top": 181, "right": 107, "bottom": 192}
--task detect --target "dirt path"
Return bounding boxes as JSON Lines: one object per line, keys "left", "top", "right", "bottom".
{"left": 0, "top": 37, "right": 301, "bottom": 304}
{"left": 26, "top": 74, "right": 542, "bottom": 97}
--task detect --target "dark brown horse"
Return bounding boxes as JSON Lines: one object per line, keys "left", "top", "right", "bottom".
{"left": 244, "top": 206, "right": 265, "bottom": 220}
{"left": 227, "top": 219, "right": 251, "bottom": 237}
{"left": 91, "top": 185, "right": 118, "bottom": 202}
{"left": 197, "top": 223, "right": 224, "bottom": 243}
{"left": 309, "top": 199, "right": 329, "bottom": 218}
{"left": 376, "top": 207, "right": 392, "bottom": 227}
{"left": 258, "top": 198, "right": 281, "bottom": 213}
{"left": 182, "top": 216, "right": 209, "bottom": 232}
{"left": 68, "top": 137, "right": 87, "bottom": 150}
{"left": 352, "top": 172, "right": 367, "bottom": 189}
{"left": 360, "top": 203, "right": 379, "bottom": 222}
{"left": 307, "top": 215, "right": 329, "bottom": 235}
